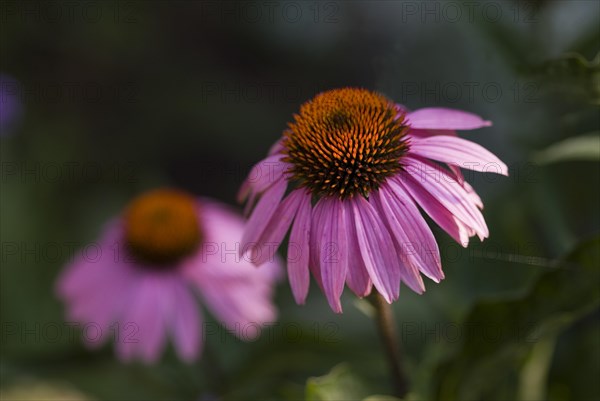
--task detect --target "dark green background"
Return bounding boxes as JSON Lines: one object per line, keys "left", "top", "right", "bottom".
{"left": 1, "top": 1, "right": 599, "bottom": 400}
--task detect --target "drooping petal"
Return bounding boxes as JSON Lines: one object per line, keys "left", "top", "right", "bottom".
{"left": 242, "top": 190, "right": 259, "bottom": 217}
{"left": 424, "top": 159, "right": 484, "bottom": 209}
{"left": 57, "top": 223, "right": 125, "bottom": 299}
{"left": 240, "top": 178, "right": 287, "bottom": 257}
{"left": 187, "top": 251, "right": 279, "bottom": 341}
{"left": 65, "top": 278, "right": 131, "bottom": 350}
{"left": 376, "top": 185, "right": 444, "bottom": 283}
{"left": 390, "top": 176, "right": 470, "bottom": 247}
{"left": 309, "top": 199, "right": 328, "bottom": 291}
{"left": 237, "top": 154, "right": 288, "bottom": 203}
{"left": 287, "top": 190, "right": 312, "bottom": 304}
{"left": 319, "top": 198, "right": 348, "bottom": 313}
{"left": 250, "top": 189, "right": 305, "bottom": 266}
{"left": 116, "top": 274, "right": 168, "bottom": 364}
{"left": 194, "top": 199, "right": 283, "bottom": 284}
{"left": 407, "top": 108, "right": 492, "bottom": 130}
{"left": 409, "top": 135, "right": 508, "bottom": 176}
{"left": 59, "top": 260, "right": 124, "bottom": 338}
{"left": 56, "top": 222, "right": 138, "bottom": 349}
{"left": 184, "top": 200, "right": 280, "bottom": 341}
{"left": 351, "top": 196, "right": 401, "bottom": 303}
{"left": 195, "top": 278, "right": 277, "bottom": 340}
{"left": 370, "top": 191, "right": 424, "bottom": 293}
{"left": 343, "top": 201, "right": 372, "bottom": 297}
{"left": 407, "top": 131, "right": 487, "bottom": 209}
{"left": 268, "top": 138, "right": 285, "bottom": 155}
{"left": 462, "top": 180, "right": 483, "bottom": 209}
{"left": 403, "top": 157, "right": 489, "bottom": 239}
{"left": 449, "top": 164, "right": 464, "bottom": 184}
{"left": 169, "top": 280, "right": 202, "bottom": 363}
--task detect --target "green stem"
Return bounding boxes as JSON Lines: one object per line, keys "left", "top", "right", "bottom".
{"left": 368, "top": 291, "right": 409, "bottom": 398}
{"left": 202, "top": 343, "right": 227, "bottom": 395}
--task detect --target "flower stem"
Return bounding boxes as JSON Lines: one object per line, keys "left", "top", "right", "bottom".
{"left": 203, "top": 343, "right": 227, "bottom": 394}
{"left": 368, "top": 291, "right": 409, "bottom": 398}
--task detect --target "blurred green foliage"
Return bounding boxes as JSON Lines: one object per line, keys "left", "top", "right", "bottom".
{"left": 1, "top": 1, "right": 599, "bottom": 400}
{"left": 534, "top": 133, "right": 600, "bottom": 164}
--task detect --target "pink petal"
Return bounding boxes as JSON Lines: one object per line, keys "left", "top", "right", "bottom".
{"left": 251, "top": 189, "right": 305, "bottom": 266}
{"left": 408, "top": 129, "right": 457, "bottom": 137}
{"left": 309, "top": 199, "right": 328, "bottom": 291}
{"left": 391, "top": 176, "right": 470, "bottom": 247}
{"left": 169, "top": 281, "right": 202, "bottom": 363}
{"left": 403, "top": 157, "right": 489, "bottom": 239}
{"left": 370, "top": 190, "right": 424, "bottom": 294}
{"left": 395, "top": 103, "right": 409, "bottom": 115}
{"left": 56, "top": 223, "right": 137, "bottom": 349}
{"left": 240, "top": 178, "right": 287, "bottom": 258}
{"left": 319, "top": 198, "right": 348, "bottom": 313}
{"left": 242, "top": 190, "right": 258, "bottom": 217}
{"left": 197, "top": 278, "right": 277, "bottom": 340}
{"left": 237, "top": 154, "right": 288, "bottom": 203}
{"left": 343, "top": 202, "right": 372, "bottom": 297}
{"left": 413, "top": 160, "right": 483, "bottom": 209}
{"left": 462, "top": 180, "right": 483, "bottom": 209}
{"left": 65, "top": 274, "right": 129, "bottom": 349}
{"left": 56, "top": 222, "right": 124, "bottom": 300}
{"left": 59, "top": 259, "right": 126, "bottom": 336}
{"left": 351, "top": 196, "right": 401, "bottom": 303}
{"left": 268, "top": 138, "right": 285, "bottom": 155}
{"left": 407, "top": 108, "right": 492, "bottom": 130}
{"left": 407, "top": 132, "right": 485, "bottom": 209}
{"left": 186, "top": 199, "right": 283, "bottom": 284}
{"left": 287, "top": 190, "right": 312, "bottom": 304}
{"left": 449, "top": 164, "right": 464, "bottom": 184}
{"left": 376, "top": 185, "right": 444, "bottom": 283}
{"left": 116, "top": 274, "right": 169, "bottom": 363}
{"left": 184, "top": 199, "right": 280, "bottom": 341}
{"left": 409, "top": 135, "right": 508, "bottom": 176}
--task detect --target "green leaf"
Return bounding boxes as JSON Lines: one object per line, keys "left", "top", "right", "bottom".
{"left": 363, "top": 396, "right": 402, "bottom": 401}
{"left": 0, "top": 376, "right": 95, "bottom": 401}
{"left": 305, "top": 364, "right": 369, "bottom": 401}
{"left": 430, "top": 236, "right": 600, "bottom": 401}
{"left": 517, "top": 334, "right": 558, "bottom": 401}
{"left": 533, "top": 133, "right": 600, "bottom": 164}
{"left": 527, "top": 53, "right": 600, "bottom": 105}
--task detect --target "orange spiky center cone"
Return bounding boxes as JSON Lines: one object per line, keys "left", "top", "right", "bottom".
{"left": 282, "top": 88, "right": 409, "bottom": 199}
{"left": 124, "top": 189, "right": 201, "bottom": 266}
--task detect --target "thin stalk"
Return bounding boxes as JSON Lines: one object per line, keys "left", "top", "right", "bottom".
{"left": 368, "top": 291, "right": 409, "bottom": 398}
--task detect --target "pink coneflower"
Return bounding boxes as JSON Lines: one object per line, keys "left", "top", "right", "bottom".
{"left": 239, "top": 88, "right": 507, "bottom": 313}
{"left": 56, "top": 189, "right": 281, "bottom": 363}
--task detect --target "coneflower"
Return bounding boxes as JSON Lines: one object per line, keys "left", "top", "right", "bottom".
{"left": 57, "top": 189, "right": 281, "bottom": 363}
{"left": 239, "top": 88, "right": 507, "bottom": 313}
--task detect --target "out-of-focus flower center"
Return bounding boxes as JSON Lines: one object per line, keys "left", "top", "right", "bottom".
{"left": 282, "top": 88, "right": 409, "bottom": 199}
{"left": 124, "top": 189, "right": 201, "bottom": 266}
